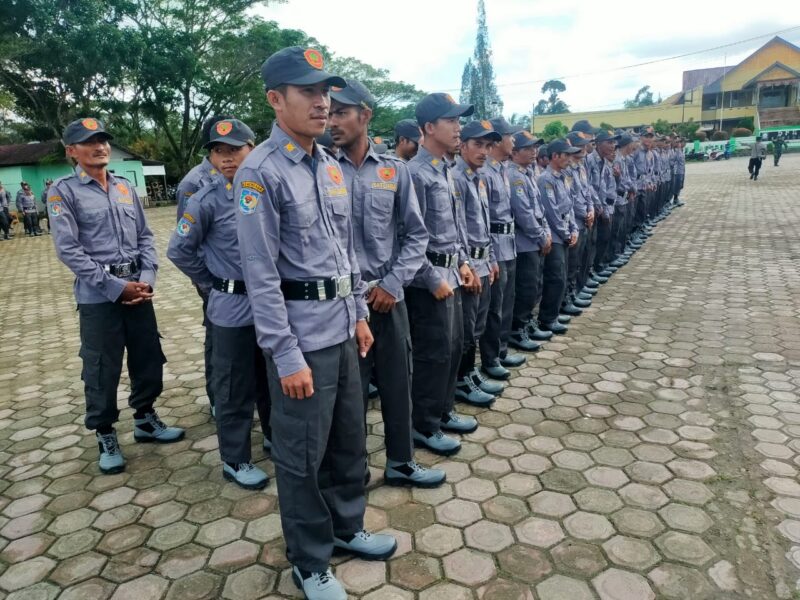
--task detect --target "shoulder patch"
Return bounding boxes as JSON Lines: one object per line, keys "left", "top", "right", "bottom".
{"left": 239, "top": 187, "right": 261, "bottom": 214}
{"left": 49, "top": 200, "right": 63, "bottom": 217}
{"left": 377, "top": 166, "right": 395, "bottom": 181}
{"left": 241, "top": 180, "right": 265, "bottom": 193}
{"left": 176, "top": 216, "right": 192, "bottom": 236}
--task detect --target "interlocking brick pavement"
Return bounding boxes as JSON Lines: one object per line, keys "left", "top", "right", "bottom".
{"left": 1, "top": 154, "right": 800, "bottom": 599}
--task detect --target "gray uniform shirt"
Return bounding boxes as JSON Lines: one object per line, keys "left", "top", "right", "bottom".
{"left": 751, "top": 142, "right": 767, "bottom": 159}
{"left": 564, "top": 164, "right": 591, "bottom": 225}
{"left": 452, "top": 156, "right": 493, "bottom": 277}
{"left": 538, "top": 166, "right": 578, "bottom": 245}
{"left": 508, "top": 162, "right": 549, "bottom": 252}
{"left": 612, "top": 154, "right": 631, "bottom": 206}
{"left": 633, "top": 147, "right": 655, "bottom": 192}
{"left": 584, "top": 152, "right": 606, "bottom": 216}
{"left": 16, "top": 190, "right": 36, "bottom": 213}
{"left": 235, "top": 124, "right": 368, "bottom": 378}
{"left": 0, "top": 188, "right": 9, "bottom": 209}
{"left": 407, "top": 146, "right": 467, "bottom": 293}
{"left": 482, "top": 158, "right": 516, "bottom": 263}
{"left": 48, "top": 166, "right": 158, "bottom": 304}
{"left": 167, "top": 178, "right": 252, "bottom": 328}
{"left": 176, "top": 158, "right": 220, "bottom": 220}
{"left": 337, "top": 143, "right": 428, "bottom": 302}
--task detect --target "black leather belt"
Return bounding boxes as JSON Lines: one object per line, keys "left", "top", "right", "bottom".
{"left": 103, "top": 259, "right": 140, "bottom": 278}
{"left": 490, "top": 222, "right": 514, "bottom": 235}
{"left": 426, "top": 251, "right": 458, "bottom": 268}
{"left": 469, "top": 246, "right": 489, "bottom": 260}
{"left": 281, "top": 275, "right": 354, "bottom": 301}
{"left": 212, "top": 277, "right": 247, "bottom": 295}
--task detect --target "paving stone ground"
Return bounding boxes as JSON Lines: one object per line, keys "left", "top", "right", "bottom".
{"left": 1, "top": 154, "right": 800, "bottom": 599}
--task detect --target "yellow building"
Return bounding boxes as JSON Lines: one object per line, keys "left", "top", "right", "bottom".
{"left": 533, "top": 36, "right": 800, "bottom": 134}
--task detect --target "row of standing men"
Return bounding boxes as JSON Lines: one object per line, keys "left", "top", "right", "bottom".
{"left": 47, "top": 46, "right": 686, "bottom": 600}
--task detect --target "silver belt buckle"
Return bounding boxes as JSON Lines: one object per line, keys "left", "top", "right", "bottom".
{"left": 336, "top": 275, "right": 351, "bottom": 298}
{"left": 117, "top": 263, "right": 131, "bottom": 278}
{"left": 226, "top": 280, "right": 235, "bottom": 294}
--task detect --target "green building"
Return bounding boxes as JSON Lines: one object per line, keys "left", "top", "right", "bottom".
{"left": 0, "top": 141, "right": 166, "bottom": 211}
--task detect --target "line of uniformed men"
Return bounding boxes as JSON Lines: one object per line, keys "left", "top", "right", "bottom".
{"left": 47, "top": 44, "right": 687, "bottom": 600}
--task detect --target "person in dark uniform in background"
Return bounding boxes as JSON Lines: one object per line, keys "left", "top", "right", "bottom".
{"left": 16, "top": 182, "right": 41, "bottom": 236}
{"left": 406, "top": 92, "right": 478, "bottom": 457}
{"left": 452, "top": 120, "right": 503, "bottom": 407}
{"left": 168, "top": 118, "right": 271, "bottom": 490}
{"left": 394, "top": 119, "right": 421, "bottom": 162}
{"left": 773, "top": 134, "right": 785, "bottom": 166}
{"left": 236, "top": 47, "right": 396, "bottom": 600}
{"left": 40, "top": 179, "right": 53, "bottom": 233}
{"left": 0, "top": 182, "right": 11, "bottom": 240}
{"left": 49, "top": 117, "right": 184, "bottom": 475}
{"left": 329, "top": 79, "right": 445, "bottom": 488}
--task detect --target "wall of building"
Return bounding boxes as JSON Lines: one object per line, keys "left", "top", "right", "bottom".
{"left": 721, "top": 39, "right": 800, "bottom": 92}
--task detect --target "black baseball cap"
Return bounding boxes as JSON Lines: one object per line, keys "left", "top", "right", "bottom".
{"left": 566, "top": 132, "right": 591, "bottom": 147}
{"left": 203, "top": 119, "right": 256, "bottom": 150}
{"left": 62, "top": 118, "right": 113, "bottom": 145}
{"left": 461, "top": 120, "right": 502, "bottom": 142}
{"left": 618, "top": 134, "right": 635, "bottom": 148}
{"left": 330, "top": 79, "right": 375, "bottom": 110}
{"left": 261, "top": 46, "right": 345, "bottom": 90}
{"left": 547, "top": 139, "right": 581, "bottom": 156}
{"left": 415, "top": 93, "right": 474, "bottom": 128}
{"left": 594, "top": 130, "right": 621, "bottom": 143}
{"left": 571, "top": 120, "right": 599, "bottom": 135}
{"left": 512, "top": 130, "right": 542, "bottom": 149}
{"left": 394, "top": 119, "right": 421, "bottom": 143}
{"left": 316, "top": 130, "right": 335, "bottom": 148}
{"left": 489, "top": 117, "right": 520, "bottom": 136}
{"left": 639, "top": 125, "right": 655, "bottom": 137}
{"left": 538, "top": 144, "right": 549, "bottom": 157}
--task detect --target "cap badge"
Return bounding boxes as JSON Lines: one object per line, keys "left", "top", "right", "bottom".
{"left": 523, "top": 131, "right": 533, "bottom": 139}
{"left": 304, "top": 49, "right": 324, "bottom": 70}
{"left": 480, "top": 120, "right": 492, "bottom": 130}
{"left": 216, "top": 121, "right": 233, "bottom": 136}
{"left": 377, "top": 166, "right": 395, "bottom": 181}
{"left": 82, "top": 118, "right": 99, "bottom": 131}
{"left": 445, "top": 94, "right": 456, "bottom": 104}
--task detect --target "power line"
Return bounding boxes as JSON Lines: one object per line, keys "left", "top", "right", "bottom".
{"left": 442, "top": 25, "right": 800, "bottom": 93}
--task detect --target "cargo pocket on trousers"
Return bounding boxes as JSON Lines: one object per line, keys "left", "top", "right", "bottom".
{"left": 271, "top": 412, "right": 308, "bottom": 478}
{"left": 405, "top": 337, "right": 414, "bottom": 377}
{"left": 79, "top": 348, "right": 103, "bottom": 391}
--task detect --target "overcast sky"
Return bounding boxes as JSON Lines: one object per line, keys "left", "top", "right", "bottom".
{"left": 257, "top": 0, "right": 800, "bottom": 117}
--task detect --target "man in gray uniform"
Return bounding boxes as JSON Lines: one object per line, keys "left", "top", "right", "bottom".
{"left": 394, "top": 119, "right": 421, "bottom": 162}
{"left": 451, "top": 120, "right": 503, "bottom": 407}
{"left": 17, "top": 182, "right": 41, "bottom": 236}
{"left": 537, "top": 139, "right": 579, "bottom": 334}
{"left": 672, "top": 137, "right": 685, "bottom": 206}
{"left": 480, "top": 116, "right": 530, "bottom": 382}
{"left": 49, "top": 117, "right": 184, "bottom": 475}
{"left": 633, "top": 126, "right": 656, "bottom": 242}
{"left": 236, "top": 47, "right": 395, "bottom": 600}
{"left": 0, "top": 182, "right": 11, "bottom": 239}
{"left": 329, "top": 80, "right": 445, "bottom": 488}
{"left": 563, "top": 132, "right": 595, "bottom": 311}
{"left": 175, "top": 114, "right": 233, "bottom": 418}
{"left": 588, "top": 130, "right": 619, "bottom": 278}
{"left": 407, "top": 93, "right": 478, "bottom": 456}
{"left": 168, "top": 118, "right": 271, "bottom": 491}
{"left": 508, "top": 131, "right": 552, "bottom": 344}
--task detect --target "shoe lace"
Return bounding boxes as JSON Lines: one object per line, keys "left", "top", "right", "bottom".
{"left": 445, "top": 411, "right": 460, "bottom": 424}
{"left": 147, "top": 412, "right": 167, "bottom": 432}
{"left": 99, "top": 433, "right": 120, "bottom": 455}
{"left": 463, "top": 375, "right": 480, "bottom": 392}
{"left": 407, "top": 460, "right": 427, "bottom": 474}
{"left": 237, "top": 462, "right": 255, "bottom": 473}
{"left": 354, "top": 529, "right": 372, "bottom": 542}
{"left": 314, "top": 569, "right": 333, "bottom": 585}
{"left": 473, "top": 369, "right": 489, "bottom": 384}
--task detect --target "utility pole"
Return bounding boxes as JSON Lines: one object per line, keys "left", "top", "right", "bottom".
{"left": 719, "top": 53, "right": 727, "bottom": 133}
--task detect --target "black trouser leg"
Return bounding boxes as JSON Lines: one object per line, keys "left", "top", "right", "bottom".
{"left": 512, "top": 251, "right": 543, "bottom": 331}
{"left": 566, "top": 232, "right": 585, "bottom": 301}
{"left": 480, "top": 259, "right": 514, "bottom": 365}
{"left": 460, "top": 276, "right": 491, "bottom": 378}
{"left": 123, "top": 302, "right": 165, "bottom": 415}
{"left": 539, "top": 243, "right": 567, "bottom": 324}
{"left": 580, "top": 224, "right": 597, "bottom": 286}
{"left": 754, "top": 158, "right": 762, "bottom": 178}
{"left": 358, "top": 300, "right": 413, "bottom": 463}
{"left": 593, "top": 217, "right": 612, "bottom": 271}
{"left": 267, "top": 340, "right": 366, "bottom": 573}
{"left": 210, "top": 323, "right": 268, "bottom": 464}
{"left": 407, "top": 286, "right": 458, "bottom": 433}
{"left": 444, "top": 288, "right": 463, "bottom": 417}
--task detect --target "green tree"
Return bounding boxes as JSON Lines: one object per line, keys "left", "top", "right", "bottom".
{"left": 537, "top": 80, "right": 569, "bottom": 114}
{"left": 736, "top": 116, "right": 754, "bottom": 131}
{"left": 675, "top": 118, "right": 699, "bottom": 140}
{"left": 0, "top": 0, "right": 139, "bottom": 138}
{"left": 509, "top": 113, "right": 531, "bottom": 131}
{"left": 458, "top": 0, "right": 503, "bottom": 119}
{"left": 652, "top": 118, "right": 672, "bottom": 135}
{"left": 541, "top": 120, "right": 568, "bottom": 141}
{"left": 624, "top": 85, "right": 654, "bottom": 109}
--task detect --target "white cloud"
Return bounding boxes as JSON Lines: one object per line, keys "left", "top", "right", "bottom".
{"left": 256, "top": 0, "right": 800, "bottom": 116}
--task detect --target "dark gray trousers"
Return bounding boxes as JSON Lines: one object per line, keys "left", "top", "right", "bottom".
{"left": 512, "top": 251, "right": 543, "bottom": 331}
{"left": 480, "top": 258, "right": 516, "bottom": 364}
{"left": 266, "top": 339, "right": 366, "bottom": 572}
{"left": 406, "top": 286, "right": 462, "bottom": 433}
{"left": 566, "top": 230, "right": 587, "bottom": 301}
{"left": 78, "top": 301, "right": 165, "bottom": 431}
{"left": 209, "top": 323, "right": 271, "bottom": 464}
{"left": 539, "top": 242, "right": 567, "bottom": 324}
{"left": 459, "top": 275, "right": 491, "bottom": 379}
{"left": 593, "top": 215, "right": 613, "bottom": 271}
{"left": 198, "top": 287, "right": 215, "bottom": 408}
{"left": 579, "top": 223, "right": 598, "bottom": 289}
{"left": 358, "top": 300, "right": 413, "bottom": 463}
